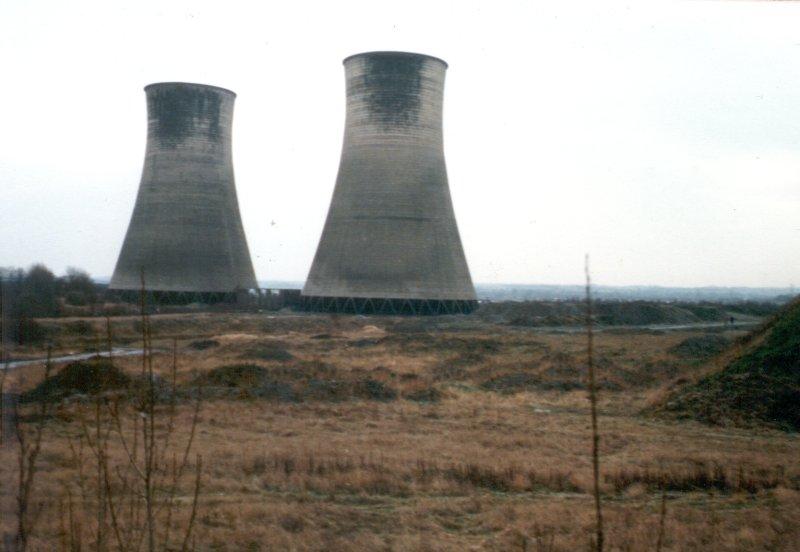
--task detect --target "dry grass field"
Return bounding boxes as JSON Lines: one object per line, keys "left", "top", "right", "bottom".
{"left": 2, "top": 311, "right": 799, "bottom": 550}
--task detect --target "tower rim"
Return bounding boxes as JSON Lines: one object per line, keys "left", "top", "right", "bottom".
{"left": 343, "top": 51, "right": 448, "bottom": 69}
{"left": 143, "top": 81, "right": 237, "bottom": 98}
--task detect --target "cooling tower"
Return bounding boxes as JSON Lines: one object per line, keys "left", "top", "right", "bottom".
{"left": 109, "top": 82, "right": 257, "bottom": 301}
{"left": 302, "top": 51, "right": 477, "bottom": 315}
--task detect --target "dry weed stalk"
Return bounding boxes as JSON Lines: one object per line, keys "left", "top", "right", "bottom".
{"left": 60, "top": 272, "right": 204, "bottom": 551}
{"left": 584, "top": 255, "right": 604, "bottom": 552}
{"left": 1, "top": 361, "right": 6, "bottom": 447}
{"left": 531, "top": 524, "right": 555, "bottom": 552}
{"left": 12, "top": 348, "right": 52, "bottom": 551}
{"left": 1, "top": 276, "right": 7, "bottom": 446}
{"left": 655, "top": 488, "right": 667, "bottom": 552}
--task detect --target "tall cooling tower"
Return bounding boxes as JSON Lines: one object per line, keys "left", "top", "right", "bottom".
{"left": 302, "top": 51, "right": 477, "bottom": 315}
{"left": 109, "top": 82, "right": 257, "bottom": 302}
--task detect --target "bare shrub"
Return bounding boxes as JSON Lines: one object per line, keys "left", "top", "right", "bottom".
{"left": 57, "top": 273, "right": 205, "bottom": 551}
{"left": 11, "top": 350, "right": 53, "bottom": 550}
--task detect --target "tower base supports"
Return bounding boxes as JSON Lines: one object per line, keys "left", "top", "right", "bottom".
{"left": 106, "top": 289, "right": 252, "bottom": 306}
{"left": 300, "top": 296, "right": 477, "bottom": 316}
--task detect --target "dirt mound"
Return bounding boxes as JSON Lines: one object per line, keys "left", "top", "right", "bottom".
{"left": 652, "top": 298, "right": 800, "bottom": 430}
{"left": 480, "top": 371, "right": 591, "bottom": 393}
{"left": 669, "top": 334, "right": 730, "bottom": 359}
{"left": 596, "top": 302, "right": 704, "bottom": 326}
{"left": 481, "top": 372, "right": 542, "bottom": 393}
{"left": 189, "top": 339, "right": 219, "bottom": 350}
{"left": 22, "top": 358, "right": 131, "bottom": 402}
{"left": 199, "top": 364, "right": 271, "bottom": 387}
{"left": 238, "top": 342, "right": 294, "bottom": 362}
{"left": 478, "top": 300, "right": 775, "bottom": 328}
{"left": 196, "top": 364, "right": 296, "bottom": 401}
{"left": 477, "top": 301, "right": 583, "bottom": 326}
{"left": 196, "top": 363, "right": 398, "bottom": 403}
{"left": 404, "top": 387, "right": 443, "bottom": 402}
{"left": 342, "top": 325, "right": 387, "bottom": 341}
{"left": 302, "top": 378, "right": 397, "bottom": 402}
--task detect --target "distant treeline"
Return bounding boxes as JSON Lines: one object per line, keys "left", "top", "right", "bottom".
{"left": 1, "top": 264, "right": 100, "bottom": 344}
{"left": 476, "top": 284, "right": 796, "bottom": 303}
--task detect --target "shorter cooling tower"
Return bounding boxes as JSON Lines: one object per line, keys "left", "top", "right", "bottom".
{"left": 109, "top": 82, "right": 257, "bottom": 302}
{"left": 302, "top": 51, "right": 477, "bottom": 315}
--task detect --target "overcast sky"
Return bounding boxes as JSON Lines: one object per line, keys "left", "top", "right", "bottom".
{"left": 1, "top": 1, "right": 799, "bottom": 288}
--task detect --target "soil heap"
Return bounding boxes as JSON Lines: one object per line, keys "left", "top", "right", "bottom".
{"left": 653, "top": 298, "right": 800, "bottom": 430}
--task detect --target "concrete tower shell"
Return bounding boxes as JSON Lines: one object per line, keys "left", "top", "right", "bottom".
{"left": 109, "top": 82, "right": 257, "bottom": 296}
{"left": 302, "top": 52, "right": 477, "bottom": 314}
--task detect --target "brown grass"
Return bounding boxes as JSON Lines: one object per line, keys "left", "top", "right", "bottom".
{"left": 0, "top": 312, "right": 798, "bottom": 550}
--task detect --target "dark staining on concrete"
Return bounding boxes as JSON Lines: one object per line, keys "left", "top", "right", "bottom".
{"left": 363, "top": 53, "right": 424, "bottom": 129}
{"left": 110, "top": 82, "right": 257, "bottom": 294}
{"left": 149, "top": 85, "right": 222, "bottom": 147}
{"left": 302, "top": 52, "right": 476, "bottom": 308}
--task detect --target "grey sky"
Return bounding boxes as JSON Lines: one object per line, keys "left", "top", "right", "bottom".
{"left": 1, "top": 1, "right": 798, "bottom": 287}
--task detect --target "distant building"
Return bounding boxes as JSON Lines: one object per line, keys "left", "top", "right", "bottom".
{"left": 109, "top": 82, "right": 257, "bottom": 303}
{"left": 302, "top": 52, "right": 477, "bottom": 315}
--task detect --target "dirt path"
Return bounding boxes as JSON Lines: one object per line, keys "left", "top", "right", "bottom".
{"left": 523, "top": 320, "right": 761, "bottom": 334}
{"left": 2, "top": 348, "right": 147, "bottom": 370}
